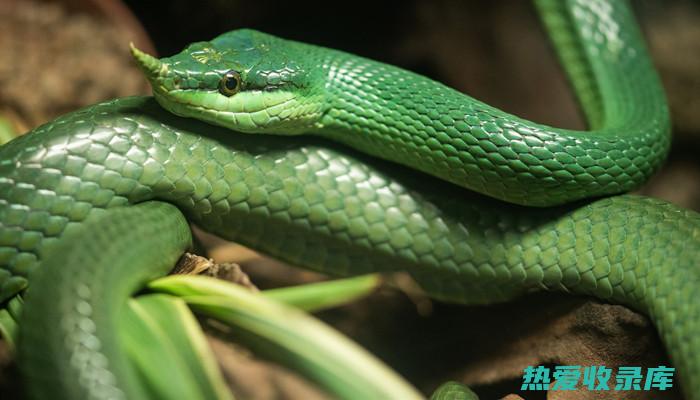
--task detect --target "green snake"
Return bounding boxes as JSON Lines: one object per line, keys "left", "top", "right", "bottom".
{"left": 1, "top": 0, "right": 698, "bottom": 398}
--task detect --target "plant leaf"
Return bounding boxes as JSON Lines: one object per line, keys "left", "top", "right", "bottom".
{"left": 122, "top": 293, "right": 233, "bottom": 400}
{"left": 149, "top": 275, "right": 423, "bottom": 400}
{"left": 262, "top": 274, "right": 381, "bottom": 312}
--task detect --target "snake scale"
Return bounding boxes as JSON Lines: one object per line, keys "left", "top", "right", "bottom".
{"left": 0, "top": 0, "right": 698, "bottom": 398}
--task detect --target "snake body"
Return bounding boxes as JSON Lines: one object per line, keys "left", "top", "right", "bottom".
{"left": 1, "top": 0, "right": 698, "bottom": 398}
{"left": 136, "top": 0, "right": 670, "bottom": 207}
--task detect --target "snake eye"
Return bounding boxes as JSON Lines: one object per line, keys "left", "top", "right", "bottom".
{"left": 219, "top": 70, "right": 241, "bottom": 96}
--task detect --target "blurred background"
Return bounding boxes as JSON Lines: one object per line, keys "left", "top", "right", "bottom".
{"left": 1, "top": 0, "right": 698, "bottom": 399}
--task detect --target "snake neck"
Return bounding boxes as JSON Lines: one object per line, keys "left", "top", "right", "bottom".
{"left": 310, "top": 1, "right": 670, "bottom": 207}
{"left": 317, "top": 52, "right": 514, "bottom": 184}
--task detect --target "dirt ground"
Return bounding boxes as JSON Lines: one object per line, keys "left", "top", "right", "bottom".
{"left": 1, "top": 0, "right": 698, "bottom": 399}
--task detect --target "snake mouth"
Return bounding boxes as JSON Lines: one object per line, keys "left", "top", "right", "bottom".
{"left": 152, "top": 88, "right": 300, "bottom": 133}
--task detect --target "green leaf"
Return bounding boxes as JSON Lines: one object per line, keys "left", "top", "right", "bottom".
{"left": 262, "top": 274, "right": 381, "bottom": 312}
{"left": 0, "top": 296, "right": 24, "bottom": 351}
{"left": 122, "top": 293, "right": 232, "bottom": 400}
{"left": 149, "top": 275, "right": 423, "bottom": 400}
{"left": 0, "top": 309, "right": 17, "bottom": 351}
{"left": 0, "top": 116, "right": 18, "bottom": 146}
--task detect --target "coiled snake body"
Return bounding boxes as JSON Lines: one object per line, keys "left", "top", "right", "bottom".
{"left": 1, "top": 0, "right": 699, "bottom": 398}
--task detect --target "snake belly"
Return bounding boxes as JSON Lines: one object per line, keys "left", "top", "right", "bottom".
{"left": 0, "top": 0, "right": 698, "bottom": 399}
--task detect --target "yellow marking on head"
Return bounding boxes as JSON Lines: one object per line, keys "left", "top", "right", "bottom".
{"left": 192, "top": 48, "right": 223, "bottom": 64}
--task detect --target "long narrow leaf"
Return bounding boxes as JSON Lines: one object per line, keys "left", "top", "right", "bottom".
{"left": 0, "top": 296, "right": 24, "bottom": 351}
{"left": 123, "top": 294, "right": 232, "bottom": 400}
{"left": 0, "top": 309, "right": 17, "bottom": 351}
{"left": 262, "top": 274, "right": 381, "bottom": 312}
{"left": 149, "top": 275, "right": 423, "bottom": 400}
{"left": 0, "top": 116, "right": 17, "bottom": 145}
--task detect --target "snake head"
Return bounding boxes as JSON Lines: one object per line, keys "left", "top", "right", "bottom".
{"left": 131, "top": 29, "right": 327, "bottom": 135}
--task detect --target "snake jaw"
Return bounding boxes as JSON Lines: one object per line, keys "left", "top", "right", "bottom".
{"left": 152, "top": 88, "right": 325, "bottom": 134}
